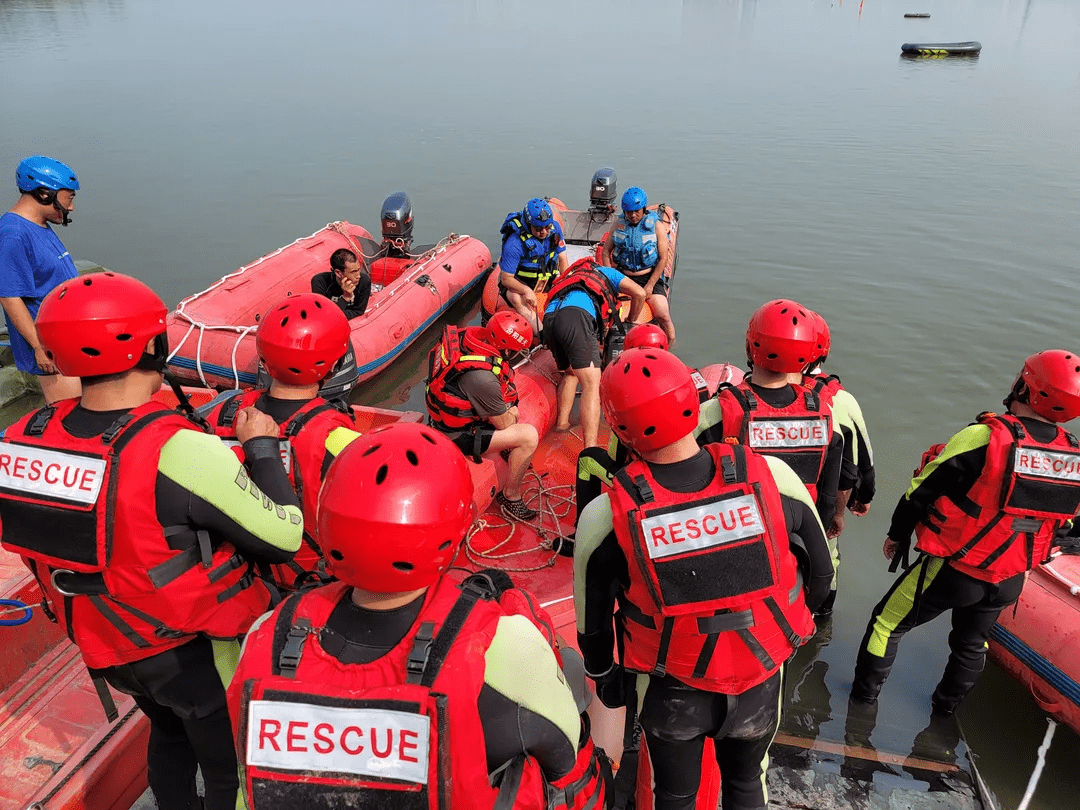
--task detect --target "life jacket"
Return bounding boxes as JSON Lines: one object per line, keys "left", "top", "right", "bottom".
{"left": 607, "top": 443, "right": 815, "bottom": 694}
{"left": 230, "top": 571, "right": 604, "bottom": 810}
{"left": 714, "top": 378, "right": 835, "bottom": 500}
{"left": 206, "top": 390, "right": 355, "bottom": 590}
{"left": 545, "top": 260, "right": 621, "bottom": 342}
{"left": 426, "top": 326, "right": 518, "bottom": 433}
{"left": 0, "top": 400, "right": 269, "bottom": 670}
{"left": 500, "top": 212, "right": 562, "bottom": 290}
{"left": 913, "top": 412, "right": 1080, "bottom": 583}
{"left": 689, "top": 368, "right": 711, "bottom": 404}
{"left": 610, "top": 210, "right": 659, "bottom": 274}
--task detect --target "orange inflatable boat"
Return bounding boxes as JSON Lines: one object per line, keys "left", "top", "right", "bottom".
{"left": 167, "top": 195, "right": 491, "bottom": 391}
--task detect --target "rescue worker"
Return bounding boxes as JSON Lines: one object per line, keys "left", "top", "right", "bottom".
{"left": 0, "top": 155, "right": 83, "bottom": 403}
{"left": 227, "top": 422, "right": 606, "bottom": 810}
{"left": 543, "top": 257, "right": 646, "bottom": 448}
{"left": 851, "top": 350, "right": 1080, "bottom": 716}
{"left": 576, "top": 348, "right": 833, "bottom": 810}
{"left": 601, "top": 186, "right": 676, "bottom": 344}
{"left": 426, "top": 310, "right": 539, "bottom": 521}
{"left": 0, "top": 272, "right": 303, "bottom": 810}
{"left": 497, "top": 197, "right": 570, "bottom": 335}
{"left": 203, "top": 293, "right": 359, "bottom": 590}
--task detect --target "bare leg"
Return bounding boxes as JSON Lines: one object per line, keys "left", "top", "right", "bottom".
{"left": 648, "top": 294, "right": 676, "bottom": 344}
{"left": 555, "top": 371, "right": 578, "bottom": 431}
{"left": 575, "top": 365, "right": 603, "bottom": 448}
{"left": 487, "top": 423, "right": 539, "bottom": 500}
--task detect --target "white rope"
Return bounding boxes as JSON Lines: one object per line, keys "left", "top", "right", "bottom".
{"left": 1017, "top": 718, "right": 1057, "bottom": 810}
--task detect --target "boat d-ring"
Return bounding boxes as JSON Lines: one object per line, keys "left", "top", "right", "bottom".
{"left": 50, "top": 568, "right": 79, "bottom": 597}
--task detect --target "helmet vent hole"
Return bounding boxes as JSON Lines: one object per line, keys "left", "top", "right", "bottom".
{"left": 288, "top": 367, "right": 302, "bottom": 375}
{"left": 81, "top": 347, "right": 101, "bottom": 357}
{"left": 420, "top": 431, "right": 438, "bottom": 445}
{"left": 300, "top": 309, "right": 308, "bottom": 320}
{"left": 644, "top": 426, "right": 656, "bottom": 436}
{"left": 116, "top": 333, "right": 132, "bottom": 341}
{"left": 406, "top": 450, "right": 419, "bottom": 465}
{"left": 329, "top": 550, "right": 344, "bottom": 561}
{"left": 618, "top": 424, "right": 627, "bottom": 431}
{"left": 642, "top": 368, "right": 652, "bottom": 378}
{"left": 392, "top": 561, "right": 415, "bottom": 572}
{"left": 362, "top": 444, "right": 381, "bottom": 456}
{"left": 1040, "top": 390, "right": 1049, "bottom": 398}
{"left": 280, "top": 316, "right": 289, "bottom": 327}
{"left": 375, "top": 464, "right": 389, "bottom": 484}
{"left": 767, "top": 353, "right": 779, "bottom": 360}
{"left": 314, "top": 300, "right": 322, "bottom": 308}
{"left": 58, "top": 289, "right": 67, "bottom": 299}
{"left": 83, "top": 278, "right": 93, "bottom": 286}
{"left": 682, "top": 409, "right": 693, "bottom": 417}
{"left": 438, "top": 540, "right": 452, "bottom": 551}
{"left": 46, "top": 350, "right": 54, "bottom": 359}
{"left": 1053, "top": 405, "right": 1064, "bottom": 411}
{"left": 315, "top": 360, "right": 325, "bottom": 366}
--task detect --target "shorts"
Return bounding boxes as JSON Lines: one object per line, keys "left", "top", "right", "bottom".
{"left": 544, "top": 306, "right": 602, "bottom": 371}
{"left": 441, "top": 425, "right": 496, "bottom": 458}
{"left": 619, "top": 267, "right": 669, "bottom": 298}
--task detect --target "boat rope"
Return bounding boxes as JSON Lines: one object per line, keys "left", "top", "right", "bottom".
{"left": 166, "top": 223, "right": 465, "bottom": 386}
{"left": 1017, "top": 717, "right": 1057, "bottom": 810}
{"left": 1042, "top": 552, "right": 1080, "bottom": 597}
{"left": 0, "top": 598, "right": 33, "bottom": 626}
{"left": 463, "top": 470, "right": 576, "bottom": 572}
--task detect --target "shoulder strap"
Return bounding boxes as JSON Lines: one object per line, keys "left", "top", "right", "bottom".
{"left": 271, "top": 592, "right": 309, "bottom": 678}
{"left": 218, "top": 391, "right": 248, "bottom": 429}
{"left": 284, "top": 401, "right": 339, "bottom": 438}
{"left": 613, "top": 467, "right": 655, "bottom": 506}
{"left": 23, "top": 406, "right": 56, "bottom": 437}
{"left": 109, "top": 408, "right": 193, "bottom": 453}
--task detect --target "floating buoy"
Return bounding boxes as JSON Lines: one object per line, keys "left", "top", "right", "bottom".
{"left": 904, "top": 12, "right": 931, "bottom": 18}
{"left": 901, "top": 41, "right": 982, "bottom": 56}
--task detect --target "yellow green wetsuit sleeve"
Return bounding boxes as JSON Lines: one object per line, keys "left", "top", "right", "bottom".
{"left": 157, "top": 430, "right": 303, "bottom": 564}
{"left": 763, "top": 455, "right": 835, "bottom": 604}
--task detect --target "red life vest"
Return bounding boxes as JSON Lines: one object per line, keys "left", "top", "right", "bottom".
{"left": 607, "top": 443, "right": 815, "bottom": 694}
{"left": 914, "top": 412, "right": 1080, "bottom": 583}
{"left": 544, "top": 260, "right": 620, "bottom": 341}
{"left": 206, "top": 390, "right": 355, "bottom": 589}
{"left": 0, "top": 400, "right": 269, "bottom": 669}
{"left": 426, "top": 326, "right": 518, "bottom": 432}
{"left": 229, "top": 572, "right": 604, "bottom": 810}
{"left": 715, "top": 378, "right": 835, "bottom": 500}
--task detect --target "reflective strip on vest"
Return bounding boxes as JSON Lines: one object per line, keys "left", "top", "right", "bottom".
{"left": 747, "top": 417, "right": 830, "bottom": 450}
{"left": 1013, "top": 447, "right": 1080, "bottom": 482}
{"left": 642, "top": 494, "right": 765, "bottom": 560}
{"left": 0, "top": 445, "right": 106, "bottom": 505}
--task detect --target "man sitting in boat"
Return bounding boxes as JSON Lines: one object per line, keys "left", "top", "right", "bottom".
{"left": 542, "top": 258, "right": 646, "bottom": 448}
{"left": 426, "top": 311, "right": 540, "bottom": 521}
{"left": 203, "top": 294, "right": 359, "bottom": 591}
{"left": 0, "top": 273, "right": 303, "bottom": 810}
{"left": 227, "top": 423, "right": 607, "bottom": 810}
{"left": 601, "top": 186, "right": 676, "bottom": 344}
{"left": 310, "top": 247, "right": 372, "bottom": 319}
{"left": 852, "top": 350, "right": 1080, "bottom": 717}
{"left": 576, "top": 348, "right": 832, "bottom": 810}
{"left": 497, "top": 197, "right": 569, "bottom": 335}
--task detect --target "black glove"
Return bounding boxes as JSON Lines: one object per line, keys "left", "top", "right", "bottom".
{"left": 592, "top": 665, "right": 627, "bottom": 709}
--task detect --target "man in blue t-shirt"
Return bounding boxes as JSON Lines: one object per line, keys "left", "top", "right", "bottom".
{"left": 542, "top": 260, "right": 645, "bottom": 448}
{"left": 496, "top": 198, "right": 569, "bottom": 335}
{"left": 0, "top": 156, "right": 82, "bottom": 403}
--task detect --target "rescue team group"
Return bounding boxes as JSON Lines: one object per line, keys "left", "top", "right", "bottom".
{"left": 2, "top": 155, "right": 1080, "bottom": 810}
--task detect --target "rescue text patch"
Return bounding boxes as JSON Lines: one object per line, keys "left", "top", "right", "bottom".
{"left": 642, "top": 494, "right": 765, "bottom": 560}
{"left": 0, "top": 445, "right": 106, "bottom": 505}
{"left": 1014, "top": 448, "right": 1080, "bottom": 482}
{"left": 748, "top": 418, "right": 829, "bottom": 449}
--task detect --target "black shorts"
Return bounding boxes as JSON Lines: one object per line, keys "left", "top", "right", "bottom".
{"left": 619, "top": 267, "right": 669, "bottom": 298}
{"left": 441, "top": 425, "right": 496, "bottom": 458}
{"left": 543, "top": 306, "right": 602, "bottom": 371}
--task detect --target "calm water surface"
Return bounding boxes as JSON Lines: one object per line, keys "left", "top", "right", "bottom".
{"left": 3, "top": 0, "right": 1080, "bottom": 806}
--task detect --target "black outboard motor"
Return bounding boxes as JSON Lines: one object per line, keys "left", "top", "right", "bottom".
{"left": 589, "top": 167, "right": 617, "bottom": 214}
{"left": 380, "top": 191, "right": 414, "bottom": 258}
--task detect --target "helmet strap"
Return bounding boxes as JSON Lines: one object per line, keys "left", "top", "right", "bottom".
{"left": 31, "top": 188, "right": 72, "bottom": 226}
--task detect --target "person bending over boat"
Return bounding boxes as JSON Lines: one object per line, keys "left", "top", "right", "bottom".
{"left": 0, "top": 155, "right": 83, "bottom": 403}
{"left": 497, "top": 197, "right": 569, "bottom": 335}
{"left": 851, "top": 350, "right": 1080, "bottom": 716}
{"left": 227, "top": 423, "right": 607, "bottom": 810}
{"left": 697, "top": 299, "right": 846, "bottom": 615}
{"left": 575, "top": 349, "right": 831, "bottom": 810}
{"left": 310, "top": 247, "right": 372, "bottom": 318}
{"left": 203, "top": 293, "right": 360, "bottom": 591}
{"left": 0, "top": 273, "right": 303, "bottom": 810}
{"left": 601, "top": 186, "right": 676, "bottom": 345}
{"left": 426, "top": 310, "right": 540, "bottom": 521}
{"left": 543, "top": 258, "right": 645, "bottom": 448}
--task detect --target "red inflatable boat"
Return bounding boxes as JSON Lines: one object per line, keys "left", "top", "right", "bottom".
{"left": 989, "top": 552, "right": 1080, "bottom": 735}
{"left": 166, "top": 212, "right": 491, "bottom": 391}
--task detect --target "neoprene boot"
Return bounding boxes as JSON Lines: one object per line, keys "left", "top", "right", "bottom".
{"left": 930, "top": 660, "right": 983, "bottom": 716}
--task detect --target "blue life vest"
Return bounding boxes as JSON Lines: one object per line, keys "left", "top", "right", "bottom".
{"left": 611, "top": 210, "right": 659, "bottom": 274}
{"left": 499, "top": 212, "right": 562, "bottom": 288}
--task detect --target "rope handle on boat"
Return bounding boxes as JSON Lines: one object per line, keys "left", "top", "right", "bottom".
{"left": 0, "top": 598, "right": 33, "bottom": 627}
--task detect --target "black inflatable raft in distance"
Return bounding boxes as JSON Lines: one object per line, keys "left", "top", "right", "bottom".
{"left": 902, "top": 41, "right": 982, "bottom": 55}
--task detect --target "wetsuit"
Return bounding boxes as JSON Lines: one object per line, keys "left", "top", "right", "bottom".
{"left": 575, "top": 450, "right": 832, "bottom": 810}
{"left": 828, "top": 385, "right": 876, "bottom": 508}
{"left": 311, "top": 270, "right": 372, "bottom": 319}
{"left": 851, "top": 414, "right": 1074, "bottom": 714}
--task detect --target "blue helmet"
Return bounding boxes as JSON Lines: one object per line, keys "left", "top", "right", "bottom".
{"left": 621, "top": 186, "right": 647, "bottom": 212}
{"left": 16, "top": 156, "right": 80, "bottom": 193}
{"left": 522, "top": 197, "right": 554, "bottom": 229}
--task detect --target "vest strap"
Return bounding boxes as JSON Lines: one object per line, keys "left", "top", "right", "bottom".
{"left": 405, "top": 621, "right": 436, "bottom": 685}
{"left": 735, "top": 627, "right": 776, "bottom": 671}
{"left": 278, "top": 617, "right": 312, "bottom": 679}
{"left": 652, "top": 617, "right": 674, "bottom": 678}
{"left": 219, "top": 392, "right": 245, "bottom": 427}
{"left": 25, "top": 406, "right": 56, "bottom": 437}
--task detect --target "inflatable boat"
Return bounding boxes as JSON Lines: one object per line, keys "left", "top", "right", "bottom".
{"left": 901, "top": 41, "right": 982, "bottom": 56}
{"left": 989, "top": 552, "right": 1080, "bottom": 735}
{"left": 166, "top": 193, "right": 492, "bottom": 391}
{"left": 481, "top": 167, "right": 679, "bottom": 325}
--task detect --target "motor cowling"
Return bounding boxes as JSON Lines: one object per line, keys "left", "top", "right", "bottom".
{"left": 380, "top": 191, "right": 414, "bottom": 252}
{"left": 589, "top": 167, "right": 617, "bottom": 213}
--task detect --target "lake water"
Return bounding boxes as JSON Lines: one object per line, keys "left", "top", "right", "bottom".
{"left": 3, "top": 0, "right": 1080, "bottom": 806}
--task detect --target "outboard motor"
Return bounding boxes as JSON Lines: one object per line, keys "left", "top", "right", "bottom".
{"left": 380, "top": 191, "right": 414, "bottom": 258}
{"left": 602, "top": 319, "right": 628, "bottom": 369}
{"left": 589, "top": 167, "right": 617, "bottom": 214}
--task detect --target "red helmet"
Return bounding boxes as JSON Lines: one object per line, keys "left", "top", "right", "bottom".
{"left": 600, "top": 348, "right": 699, "bottom": 453}
{"left": 745, "top": 299, "right": 818, "bottom": 373}
{"left": 624, "top": 323, "right": 670, "bottom": 352}
{"left": 36, "top": 272, "right": 167, "bottom": 377}
{"left": 317, "top": 422, "right": 477, "bottom": 592}
{"left": 1018, "top": 350, "right": 1080, "bottom": 422}
{"left": 487, "top": 310, "right": 533, "bottom": 352}
{"left": 256, "top": 293, "right": 351, "bottom": 385}
{"left": 805, "top": 310, "right": 831, "bottom": 369}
